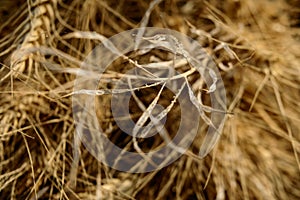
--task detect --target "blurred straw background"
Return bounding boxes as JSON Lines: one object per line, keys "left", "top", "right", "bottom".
{"left": 0, "top": 0, "right": 299, "bottom": 199}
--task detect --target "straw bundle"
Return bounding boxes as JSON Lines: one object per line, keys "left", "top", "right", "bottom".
{"left": 0, "top": 0, "right": 299, "bottom": 199}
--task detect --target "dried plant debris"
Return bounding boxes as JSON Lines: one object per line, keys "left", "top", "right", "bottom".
{"left": 0, "top": 0, "right": 299, "bottom": 199}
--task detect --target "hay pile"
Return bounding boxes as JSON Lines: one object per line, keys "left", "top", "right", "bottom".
{"left": 0, "top": 0, "right": 299, "bottom": 199}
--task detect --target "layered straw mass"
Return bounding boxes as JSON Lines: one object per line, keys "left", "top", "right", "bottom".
{"left": 0, "top": 0, "right": 299, "bottom": 199}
